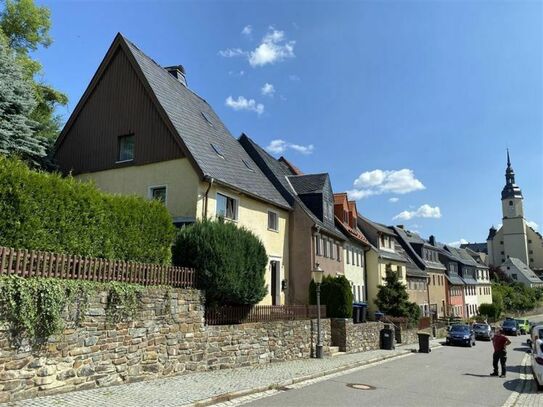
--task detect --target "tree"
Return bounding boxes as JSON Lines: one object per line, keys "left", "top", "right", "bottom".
{"left": 0, "top": 0, "right": 67, "bottom": 142}
{"left": 375, "top": 271, "right": 421, "bottom": 323}
{"left": 0, "top": 41, "right": 45, "bottom": 161}
{"left": 172, "top": 221, "right": 268, "bottom": 306}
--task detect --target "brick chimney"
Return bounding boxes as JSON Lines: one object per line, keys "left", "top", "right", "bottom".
{"left": 164, "top": 65, "right": 187, "bottom": 87}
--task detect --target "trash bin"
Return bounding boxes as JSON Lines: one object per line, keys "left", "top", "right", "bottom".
{"left": 359, "top": 303, "right": 367, "bottom": 322}
{"left": 352, "top": 304, "right": 361, "bottom": 324}
{"left": 417, "top": 332, "right": 431, "bottom": 353}
{"left": 375, "top": 311, "right": 384, "bottom": 322}
{"left": 380, "top": 324, "right": 395, "bottom": 350}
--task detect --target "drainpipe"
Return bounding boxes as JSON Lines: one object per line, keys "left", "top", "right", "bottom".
{"left": 363, "top": 246, "right": 370, "bottom": 304}
{"left": 202, "top": 176, "right": 214, "bottom": 220}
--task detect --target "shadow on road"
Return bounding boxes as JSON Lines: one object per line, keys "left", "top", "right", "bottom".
{"left": 463, "top": 373, "right": 494, "bottom": 378}
{"left": 505, "top": 365, "right": 524, "bottom": 374}
{"left": 502, "top": 378, "right": 523, "bottom": 391}
{"left": 511, "top": 347, "right": 530, "bottom": 353}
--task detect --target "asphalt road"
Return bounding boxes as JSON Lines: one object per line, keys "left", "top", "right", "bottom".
{"left": 241, "top": 325, "right": 540, "bottom": 407}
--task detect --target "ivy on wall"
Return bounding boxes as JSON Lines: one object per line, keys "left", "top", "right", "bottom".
{"left": 0, "top": 276, "right": 144, "bottom": 344}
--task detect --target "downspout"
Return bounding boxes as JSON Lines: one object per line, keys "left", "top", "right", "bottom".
{"left": 363, "top": 246, "right": 370, "bottom": 304}
{"left": 202, "top": 176, "right": 214, "bottom": 220}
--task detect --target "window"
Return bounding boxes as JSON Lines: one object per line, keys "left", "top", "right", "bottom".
{"left": 242, "top": 159, "right": 254, "bottom": 172}
{"left": 267, "top": 211, "right": 278, "bottom": 231}
{"left": 509, "top": 201, "right": 513, "bottom": 206}
{"left": 380, "top": 235, "right": 385, "bottom": 247}
{"left": 315, "top": 236, "right": 322, "bottom": 256}
{"left": 512, "top": 274, "right": 517, "bottom": 280}
{"left": 330, "top": 243, "right": 336, "bottom": 260}
{"left": 211, "top": 143, "right": 224, "bottom": 158}
{"left": 346, "top": 248, "right": 350, "bottom": 264}
{"left": 432, "top": 275, "right": 435, "bottom": 285}
{"left": 356, "top": 252, "right": 360, "bottom": 266}
{"left": 149, "top": 186, "right": 167, "bottom": 204}
{"left": 323, "top": 240, "right": 329, "bottom": 257}
{"left": 216, "top": 193, "right": 237, "bottom": 220}
{"left": 336, "top": 244, "right": 341, "bottom": 262}
{"left": 118, "top": 134, "right": 135, "bottom": 162}
{"left": 500, "top": 251, "right": 504, "bottom": 255}
{"left": 528, "top": 240, "right": 532, "bottom": 244}
{"left": 351, "top": 250, "right": 355, "bottom": 264}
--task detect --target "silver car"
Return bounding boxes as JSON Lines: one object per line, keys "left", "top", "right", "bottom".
{"left": 472, "top": 323, "right": 494, "bottom": 341}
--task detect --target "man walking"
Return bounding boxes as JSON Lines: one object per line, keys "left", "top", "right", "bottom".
{"left": 491, "top": 328, "right": 511, "bottom": 378}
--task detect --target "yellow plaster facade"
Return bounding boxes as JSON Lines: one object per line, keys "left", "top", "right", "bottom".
{"left": 77, "top": 158, "right": 290, "bottom": 305}
{"left": 366, "top": 250, "right": 406, "bottom": 315}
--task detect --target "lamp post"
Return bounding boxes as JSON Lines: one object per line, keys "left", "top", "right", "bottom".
{"left": 312, "top": 263, "right": 324, "bottom": 359}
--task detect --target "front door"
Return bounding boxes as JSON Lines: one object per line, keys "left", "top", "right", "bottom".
{"left": 270, "top": 261, "right": 280, "bottom": 305}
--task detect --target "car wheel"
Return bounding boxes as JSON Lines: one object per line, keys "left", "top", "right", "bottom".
{"left": 535, "top": 376, "right": 543, "bottom": 391}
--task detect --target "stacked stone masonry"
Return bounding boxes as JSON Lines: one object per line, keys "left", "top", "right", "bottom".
{"left": 0, "top": 288, "right": 331, "bottom": 403}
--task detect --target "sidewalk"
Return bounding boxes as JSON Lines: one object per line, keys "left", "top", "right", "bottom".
{"left": 4, "top": 339, "right": 442, "bottom": 407}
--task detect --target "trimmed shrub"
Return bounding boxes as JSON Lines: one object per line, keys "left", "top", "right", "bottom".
{"left": 172, "top": 220, "right": 268, "bottom": 306}
{"left": 309, "top": 275, "right": 353, "bottom": 318}
{"left": 0, "top": 157, "right": 174, "bottom": 264}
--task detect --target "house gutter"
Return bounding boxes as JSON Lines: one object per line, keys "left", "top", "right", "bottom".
{"left": 202, "top": 176, "right": 214, "bottom": 220}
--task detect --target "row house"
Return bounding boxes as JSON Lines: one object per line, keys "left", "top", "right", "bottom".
{"left": 435, "top": 243, "right": 466, "bottom": 317}
{"left": 333, "top": 193, "right": 372, "bottom": 303}
{"left": 239, "top": 135, "right": 348, "bottom": 305}
{"left": 465, "top": 248, "right": 493, "bottom": 307}
{"left": 393, "top": 228, "right": 447, "bottom": 318}
{"left": 54, "top": 34, "right": 292, "bottom": 306}
{"left": 446, "top": 246, "right": 481, "bottom": 318}
{"left": 357, "top": 217, "right": 408, "bottom": 315}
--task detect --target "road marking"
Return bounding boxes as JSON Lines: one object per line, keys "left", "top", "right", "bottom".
{"left": 502, "top": 353, "right": 530, "bottom": 407}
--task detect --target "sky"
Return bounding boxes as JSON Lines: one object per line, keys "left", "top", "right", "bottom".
{"left": 34, "top": 0, "right": 542, "bottom": 245}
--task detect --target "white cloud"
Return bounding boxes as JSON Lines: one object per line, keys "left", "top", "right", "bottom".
{"left": 249, "top": 29, "right": 295, "bottom": 67}
{"left": 349, "top": 169, "right": 425, "bottom": 199}
{"left": 228, "top": 70, "right": 245, "bottom": 77}
{"left": 261, "top": 83, "right": 275, "bottom": 96}
{"left": 389, "top": 197, "right": 399, "bottom": 203}
{"left": 225, "top": 96, "right": 264, "bottom": 115}
{"left": 241, "top": 25, "right": 252, "bottom": 36}
{"left": 347, "top": 189, "right": 377, "bottom": 200}
{"left": 219, "top": 28, "right": 295, "bottom": 67}
{"left": 218, "top": 48, "right": 246, "bottom": 58}
{"left": 393, "top": 204, "right": 442, "bottom": 221}
{"left": 527, "top": 220, "right": 539, "bottom": 231}
{"left": 265, "top": 139, "right": 314, "bottom": 155}
{"left": 448, "top": 238, "right": 469, "bottom": 248}
{"left": 289, "top": 74, "right": 300, "bottom": 81}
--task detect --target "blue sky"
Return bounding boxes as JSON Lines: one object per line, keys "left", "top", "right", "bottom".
{"left": 35, "top": 0, "right": 542, "bottom": 244}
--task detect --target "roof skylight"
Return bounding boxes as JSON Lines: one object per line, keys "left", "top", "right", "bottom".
{"left": 210, "top": 143, "right": 224, "bottom": 158}
{"left": 242, "top": 159, "right": 254, "bottom": 172}
{"left": 201, "top": 111, "right": 214, "bottom": 127}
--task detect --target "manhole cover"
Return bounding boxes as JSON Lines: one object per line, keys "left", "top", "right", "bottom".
{"left": 346, "top": 383, "right": 376, "bottom": 390}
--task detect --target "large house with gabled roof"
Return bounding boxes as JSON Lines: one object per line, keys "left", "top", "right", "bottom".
{"left": 54, "top": 33, "right": 292, "bottom": 306}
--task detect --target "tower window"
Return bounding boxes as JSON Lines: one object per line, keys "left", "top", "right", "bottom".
{"left": 509, "top": 201, "right": 513, "bottom": 206}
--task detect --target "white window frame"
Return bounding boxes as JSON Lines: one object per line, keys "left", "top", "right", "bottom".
{"left": 267, "top": 209, "right": 279, "bottom": 232}
{"left": 148, "top": 185, "right": 168, "bottom": 205}
{"left": 216, "top": 191, "right": 239, "bottom": 221}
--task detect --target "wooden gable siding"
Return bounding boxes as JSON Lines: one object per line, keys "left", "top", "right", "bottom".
{"left": 55, "top": 48, "right": 183, "bottom": 175}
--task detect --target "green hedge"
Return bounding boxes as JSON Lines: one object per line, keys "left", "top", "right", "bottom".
{"left": 309, "top": 275, "right": 353, "bottom": 318}
{"left": 172, "top": 220, "right": 268, "bottom": 306}
{"left": 0, "top": 157, "right": 174, "bottom": 264}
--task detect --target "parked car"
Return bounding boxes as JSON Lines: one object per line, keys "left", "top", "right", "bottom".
{"left": 472, "top": 323, "right": 494, "bottom": 341}
{"left": 502, "top": 318, "right": 520, "bottom": 336}
{"left": 516, "top": 318, "right": 531, "bottom": 335}
{"left": 446, "top": 324, "right": 476, "bottom": 347}
{"left": 531, "top": 324, "right": 543, "bottom": 390}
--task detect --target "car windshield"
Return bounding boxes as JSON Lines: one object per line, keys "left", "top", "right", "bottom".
{"left": 451, "top": 325, "right": 469, "bottom": 333}
{"left": 473, "top": 324, "right": 487, "bottom": 329}
{"left": 515, "top": 320, "right": 525, "bottom": 325}
{"left": 503, "top": 320, "right": 516, "bottom": 327}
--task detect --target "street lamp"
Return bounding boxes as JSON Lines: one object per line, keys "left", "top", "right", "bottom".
{"left": 312, "top": 263, "right": 324, "bottom": 359}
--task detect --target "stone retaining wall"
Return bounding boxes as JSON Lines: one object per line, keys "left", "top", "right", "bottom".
{"left": 331, "top": 319, "right": 385, "bottom": 353}
{"left": 0, "top": 288, "right": 330, "bottom": 403}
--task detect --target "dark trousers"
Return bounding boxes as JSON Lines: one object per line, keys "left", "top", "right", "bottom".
{"left": 493, "top": 350, "right": 507, "bottom": 375}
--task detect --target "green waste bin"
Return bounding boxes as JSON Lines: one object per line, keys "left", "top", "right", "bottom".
{"left": 417, "top": 332, "right": 431, "bottom": 353}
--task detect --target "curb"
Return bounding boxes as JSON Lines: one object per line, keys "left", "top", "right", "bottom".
{"left": 189, "top": 342, "right": 442, "bottom": 407}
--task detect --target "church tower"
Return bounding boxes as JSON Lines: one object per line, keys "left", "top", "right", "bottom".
{"left": 500, "top": 150, "right": 529, "bottom": 264}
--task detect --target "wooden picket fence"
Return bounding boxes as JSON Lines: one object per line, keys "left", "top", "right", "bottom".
{"left": 0, "top": 246, "right": 195, "bottom": 288}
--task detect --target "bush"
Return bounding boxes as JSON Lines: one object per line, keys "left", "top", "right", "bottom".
{"left": 479, "top": 303, "right": 501, "bottom": 321}
{"left": 0, "top": 157, "right": 174, "bottom": 264}
{"left": 172, "top": 220, "right": 268, "bottom": 306}
{"left": 309, "top": 275, "right": 353, "bottom": 318}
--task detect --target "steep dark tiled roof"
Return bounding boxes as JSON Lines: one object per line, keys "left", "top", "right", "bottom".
{"left": 358, "top": 215, "right": 395, "bottom": 236}
{"left": 393, "top": 227, "right": 447, "bottom": 272}
{"left": 122, "top": 37, "right": 290, "bottom": 210}
{"left": 239, "top": 135, "right": 346, "bottom": 240}
{"left": 460, "top": 242, "right": 488, "bottom": 254}
{"left": 288, "top": 174, "right": 329, "bottom": 195}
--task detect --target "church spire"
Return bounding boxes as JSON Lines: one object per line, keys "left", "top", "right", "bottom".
{"left": 501, "top": 149, "right": 522, "bottom": 199}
